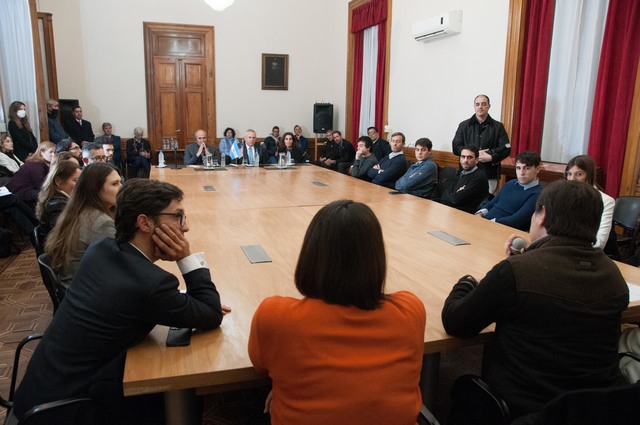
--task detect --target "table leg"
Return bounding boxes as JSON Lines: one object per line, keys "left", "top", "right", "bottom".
{"left": 420, "top": 352, "right": 441, "bottom": 411}
{"left": 164, "top": 389, "right": 200, "bottom": 425}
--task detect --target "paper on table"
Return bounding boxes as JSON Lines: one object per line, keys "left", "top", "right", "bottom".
{"left": 628, "top": 282, "right": 640, "bottom": 302}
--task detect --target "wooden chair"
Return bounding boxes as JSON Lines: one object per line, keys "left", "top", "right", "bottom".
{"left": 612, "top": 196, "right": 640, "bottom": 264}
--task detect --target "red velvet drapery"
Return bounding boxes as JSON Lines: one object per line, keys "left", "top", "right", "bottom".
{"left": 350, "top": 0, "right": 387, "bottom": 147}
{"left": 588, "top": 0, "right": 640, "bottom": 197}
{"left": 511, "top": 0, "right": 555, "bottom": 154}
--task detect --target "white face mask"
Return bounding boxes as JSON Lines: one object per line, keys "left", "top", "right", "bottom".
{"left": 17, "top": 110, "right": 26, "bottom": 119}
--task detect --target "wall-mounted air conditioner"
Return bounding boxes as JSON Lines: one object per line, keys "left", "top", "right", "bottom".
{"left": 413, "top": 10, "right": 462, "bottom": 42}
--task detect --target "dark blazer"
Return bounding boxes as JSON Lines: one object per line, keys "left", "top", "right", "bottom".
{"left": 8, "top": 120, "right": 38, "bottom": 162}
{"left": 184, "top": 142, "right": 219, "bottom": 165}
{"left": 125, "top": 138, "right": 151, "bottom": 164}
{"left": 371, "top": 138, "right": 391, "bottom": 161}
{"left": 12, "top": 238, "right": 224, "bottom": 420}
{"left": 243, "top": 143, "right": 267, "bottom": 165}
{"left": 368, "top": 153, "right": 408, "bottom": 188}
{"left": 63, "top": 118, "right": 95, "bottom": 145}
{"left": 333, "top": 140, "right": 355, "bottom": 167}
{"left": 276, "top": 146, "right": 306, "bottom": 164}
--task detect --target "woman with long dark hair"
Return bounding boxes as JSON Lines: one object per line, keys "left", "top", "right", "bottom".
{"left": 44, "top": 163, "right": 122, "bottom": 288}
{"left": 248, "top": 199, "right": 426, "bottom": 424}
{"left": 8, "top": 101, "right": 38, "bottom": 161}
{"left": 564, "top": 155, "right": 614, "bottom": 249}
{"left": 275, "top": 131, "right": 305, "bottom": 164}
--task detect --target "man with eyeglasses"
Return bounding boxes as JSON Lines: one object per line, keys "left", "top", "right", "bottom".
{"left": 81, "top": 142, "right": 107, "bottom": 166}
{"left": 11, "top": 178, "right": 231, "bottom": 424}
{"left": 367, "top": 126, "right": 391, "bottom": 161}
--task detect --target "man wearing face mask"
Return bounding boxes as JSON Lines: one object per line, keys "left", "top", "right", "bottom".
{"left": 46, "top": 99, "right": 70, "bottom": 144}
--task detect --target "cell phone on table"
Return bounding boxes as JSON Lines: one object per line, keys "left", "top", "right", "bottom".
{"left": 166, "top": 327, "right": 192, "bottom": 347}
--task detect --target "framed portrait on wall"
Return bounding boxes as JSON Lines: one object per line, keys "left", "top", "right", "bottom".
{"left": 262, "top": 53, "right": 288, "bottom": 90}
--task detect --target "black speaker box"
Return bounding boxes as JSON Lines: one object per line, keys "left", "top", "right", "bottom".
{"left": 313, "top": 103, "right": 333, "bottom": 133}
{"left": 58, "top": 99, "right": 79, "bottom": 123}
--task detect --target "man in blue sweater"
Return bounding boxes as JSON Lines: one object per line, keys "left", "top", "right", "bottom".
{"left": 395, "top": 137, "right": 437, "bottom": 198}
{"left": 476, "top": 151, "right": 541, "bottom": 231}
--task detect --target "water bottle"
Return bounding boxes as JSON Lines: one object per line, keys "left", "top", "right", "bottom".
{"left": 286, "top": 151, "right": 292, "bottom": 165}
{"left": 220, "top": 153, "right": 226, "bottom": 168}
{"left": 254, "top": 150, "right": 260, "bottom": 166}
{"left": 158, "top": 150, "right": 164, "bottom": 167}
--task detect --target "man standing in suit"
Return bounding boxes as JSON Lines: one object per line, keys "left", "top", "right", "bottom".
{"left": 368, "top": 132, "right": 409, "bottom": 188}
{"left": 184, "top": 129, "right": 218, "bottom": 166}
{"left": 368, "top": 126, "right": 391, "bottom": 161}
{"left": 12, "top": 178, "right": 230, "bottom": 424}
{"left": 126, "top": 127, "right": 152, "bottom": 178}
{"left": 94, "top": 122, "right": 122, "bottom": 167}
{"left": 242, "top": 129, "right": 266, "bottom": 165}
{"left": 63, "top": 105, "right": 95, "bottom": 146}
{"left": 452, "top": 94, "right": 511, "bottom": 193}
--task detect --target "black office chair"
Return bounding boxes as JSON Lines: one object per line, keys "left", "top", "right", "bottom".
{"left": 1, "top": 334, "right": 106, "bottom": 425}
{"left": 418, "top": 404, "right": 442, "bottom": 425}
{"left": 612, "top": 196, "right": 640, "bottom": 264}
{"left": 36, "top": 253, "right": 65, "bottom": 313}
{"left": 29, "top": 226, "right": 45, "bottom": 259}
{"left": 510, "top": 382, "right": 640, "bottom": 425}
{"left": 448, "top": 374, "right": 510, "bottom": 425}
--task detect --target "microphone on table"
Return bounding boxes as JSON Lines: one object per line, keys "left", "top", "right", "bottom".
{"left": 510, "top": 237, "right": 527, "bottom": 255}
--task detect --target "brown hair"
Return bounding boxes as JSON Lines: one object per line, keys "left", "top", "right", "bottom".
{"left": 36, "top": 159, "right": 81, "bottom": 218}
{"left": 535, "top": 180, "right": 603, "bottom": 244}
{"left": 565, "top": 155, "right": 597, "bottom": 187}
{"left": 295, "top": 200, "right": 387, "bottom": 310}
{"left": 8, "top": 101, "right": 32, "bottom": 132}
{"left": 44, "top": 163, "right": 120, "bottom": 272}
{"left": 277, "top": 131, "right": 300, "bottom": 152}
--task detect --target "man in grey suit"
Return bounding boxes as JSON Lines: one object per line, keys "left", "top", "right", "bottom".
{"left": 184, "top": 129, "right": 219, "bottom": 165}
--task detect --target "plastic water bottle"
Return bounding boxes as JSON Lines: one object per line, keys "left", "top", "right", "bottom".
{"left": 158, "top": 150, "right": 165, "bottom": 167}
{"left": 286, "top": 151, "right": 292, "bottom": 165}
{"left": 254, "top": 150, "right": 260, "bottom": 166}
{"left": 220, "top": 153, "right": 226, "bottom": 168}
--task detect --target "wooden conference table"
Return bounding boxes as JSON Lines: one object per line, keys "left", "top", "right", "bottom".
{"left": 123, "top": 163, "right": 640, "bottom": 423}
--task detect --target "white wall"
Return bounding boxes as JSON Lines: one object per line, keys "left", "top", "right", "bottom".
{"left": 36, "top": 0, "right": 510, "bottom": 149}
{"left": 387, "top": 0, "right": 509, "bottom": 149}
{"left": 36, "top": 0, "right": 348, "bottom": 139}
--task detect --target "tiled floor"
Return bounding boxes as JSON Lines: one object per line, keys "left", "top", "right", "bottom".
{"left": 0, "top": 246, "right": 482, "bottom": 424}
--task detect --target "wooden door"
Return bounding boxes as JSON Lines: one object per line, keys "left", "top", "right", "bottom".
{"left": 144, "top": 22, "right": 216, "bottom": 156}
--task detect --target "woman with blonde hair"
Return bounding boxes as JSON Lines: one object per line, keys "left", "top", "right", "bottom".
{"left": 564, "top": 154, "right": 614, "bottom": 249}
{"left": 36, "top": 159, "right": 82, "bottom": 239}
{"left": 7, "top": 101, "right": 38, "bottom": 161}
{"left": 6, "top": 141, "right": 56, "bottom": 206}
{"left": 44, "top": 163, "right": 121, "bottom": 288}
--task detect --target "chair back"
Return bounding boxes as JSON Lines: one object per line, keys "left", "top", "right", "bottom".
{"left": 449, "top": 374, "right": 510, "bottom": 425}
{"left": 613, "top": 197, "right": 640, "bottom": 231}
{"left": 439, "top": 166, "right": 457, "bottom": 182}
{"left": 20, "top": 397, "right": 107, "bottom": 425}
{"left": 510, "top": 382, "right": 640, "bottom": 425}
{"left": 30, "top": 226, "right": 45, "bottom": 259}
{"left": 36, "top": 254, "right": 65, "bottom": 313}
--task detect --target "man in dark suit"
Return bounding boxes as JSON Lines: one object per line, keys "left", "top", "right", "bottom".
{"left": 184, "top": 129, "right": 218, "bottom": 166}
{"left": 367, "top": 126, "right": 391, "bottom": 161}
{"left": 319, "top": 130, "right": 355, "bottom": 172}
{"left": 63, "top": 105, "right": 95, "bottom": 146}
{"left": 126, "top": 127, "right": 152, "bottom": 178}
{"left": 11, "top": 178, "right": 230, "bottom": 424}
{"left": 368, "top": 131, "right": 409, "bottom": 188}
{"left": 94, "top": 122, "right": 122, "bottom": 167}
{"left": 242, "top": 129, "right": 267, "bottom": 165}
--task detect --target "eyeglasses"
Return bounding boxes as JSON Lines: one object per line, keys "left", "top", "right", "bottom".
{"left": 152, "top": 212, "right": 187, "bottom": 227}
{"left": 91, "top": 155, "right": 107, "bottom": 162}
{"left": 367, "top": 130, "right": 376, "bottom": 135}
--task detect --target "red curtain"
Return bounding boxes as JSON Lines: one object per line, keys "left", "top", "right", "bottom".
{"left": 588, "top": 0, "right": 640, "bottom": 197}
{"left": 511, "top": 0, "right": 555, "bottom": 154}
{"left": 350, "top": 0, "right": 387, "bottom": 146}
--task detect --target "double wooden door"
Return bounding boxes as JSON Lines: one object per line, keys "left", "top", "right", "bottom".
{"left": 144, "top": 22, "right": 216, "bottom": 154}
